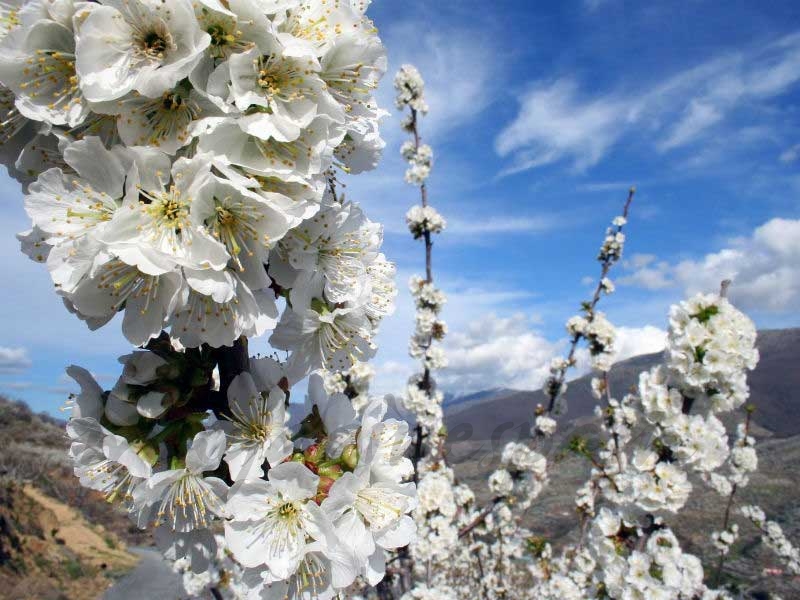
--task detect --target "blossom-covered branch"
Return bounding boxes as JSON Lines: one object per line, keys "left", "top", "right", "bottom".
{"left": 1, "top": 1, "right": 419, "bottom": 597}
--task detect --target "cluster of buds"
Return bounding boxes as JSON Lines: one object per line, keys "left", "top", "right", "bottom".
{"left": 406, "top": 205, "right": 446, "bottom": 239}
{"left": 395, "top": 64, "right": 429, "bottom": 116}
{"left": 401, "top": 142, "right": 434, "bottom": 185}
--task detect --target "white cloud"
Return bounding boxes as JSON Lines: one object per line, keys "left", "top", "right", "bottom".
{"left": 613, "top": 326, "right": 666, "bottom": 361}
{"left": 621, "top": 218, "right": 800, "bottom": 313}
{"left": 780, "top": 143, "right": 800, "bottom": 163}
{"left": 495, "top": 78, "right": 629, "bottom": 174}
{"left": 369, "top": 270, "right": 541, "bottom": 396}
{"left": 424, "top": 312, "right": 665, "bottom": 396}
{"left": 619, "top": 254, "right": 673, "bottom": 290}
{"left": 495, "top": 31, "right": 800, "bottom": 173}
{"left": 674, "top": 218, "right": 800, "bottom": 312}
{"left": 0, "top": 346, "right": 31, "bottom": 374}
{"left": 441, "top": 313, "right": 561, "bottom": 394}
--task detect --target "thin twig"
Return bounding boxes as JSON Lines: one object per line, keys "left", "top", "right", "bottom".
{"left": 458, "top": 496, "right": 504, "bottom": 538}
{"left": 544, "top": 187, "right": 635, "bottom": 415}
{"left": 712, "top": 407, "right": 753, "bottom": 587}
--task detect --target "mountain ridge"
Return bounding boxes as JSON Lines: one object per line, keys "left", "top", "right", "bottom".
{"left": 444, "top": 328, "right": 800, "bottom": 439}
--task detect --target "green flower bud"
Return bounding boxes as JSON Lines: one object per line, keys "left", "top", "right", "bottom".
{"left": 318, "top": 463, "right": 343, "bottom": 479}
{"left": 340, "top": 444, "right": 359, "bottom": 470}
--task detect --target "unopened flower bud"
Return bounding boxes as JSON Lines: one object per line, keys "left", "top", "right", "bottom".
{"left": 340, "top": 444, "right": 359, "bottom": 470}
{"left": 318, "top": 463, "right": 343, "bottom": 479}
{"left": 315, "top": 476, "right": 336, "bottom": 503}
{"left": 304, "top": 443, "right": 324, "bottom": 464}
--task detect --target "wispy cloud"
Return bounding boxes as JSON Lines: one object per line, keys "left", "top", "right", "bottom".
{"left": 0, "top": 346, "right": 31, "bottom": 374}
{"left": 0, "top": 381, "right": 32, "bottom": 391}
{"left": 780, "top": 143, "right": 800, "bottom": 163}
{"left": 495, "top": 78, "right": 630, "bottom": 175}
{"left": 384, "top": 214, "right": 563, "bottom": 238}
{"left": 576, "top": 181, "right": 637, "bottom": 193}
{"left": 495, "top": 31, "right": 800, "bottom": 174}
{"left": 378, "top": 22, "right": 498, "bottom": 143}
{"left": 447, "top": 216, "right": 559, "bottom": 236}
{"left": 583, "top": 0, "right": 612, "bottom": 12}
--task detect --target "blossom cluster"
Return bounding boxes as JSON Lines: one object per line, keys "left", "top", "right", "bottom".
{"left": 66, "top": 347, "right": 417, "bottom": 597}
{"left": 0, "top": 0, "right": 429, "bottom": 595}
{"left": 525, "top": 291, "right": 787, "bottom": 598}
{"left": 394, "top": 64, "right": 428, "bottom": 116}
{"left": 3, "top": 0, "right": 393, "bottom": 368}
{"left": 666, "top": 293, "right": 759, "bottom": 412}
{"left": 322, "top": 359, "right": 377, "bottom": 413}
{"left": 406, "top": 204, "right": 445, "bottom": 239}
{"left": 401, "top": 141, "right": 433, "bottom": 185}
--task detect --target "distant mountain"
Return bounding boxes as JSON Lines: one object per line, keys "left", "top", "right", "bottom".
{"left": 443, "top": 388, "right": 515, "bottom": 409}
{"left": 445, "top": 328, "right": 800, "bottom": 440}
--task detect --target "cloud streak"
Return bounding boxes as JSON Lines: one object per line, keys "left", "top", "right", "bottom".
{"left": 495, "top": 31, "right": 800, "bottom": 174}
{"left": 0, "top": 346, "right": 32, "bottom": 374}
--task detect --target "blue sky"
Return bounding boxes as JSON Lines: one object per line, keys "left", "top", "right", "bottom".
{"left": 2, "top": 0, "right": 800, "bottom": 415}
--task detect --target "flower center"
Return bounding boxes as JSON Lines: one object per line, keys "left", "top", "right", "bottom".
{"left": 197, "top": 10, "right": 249, "bottom": 59}
{"left": 1, "top": 5, "right": 20, "bottom": 36}
{"left": 156, "top": 473, "right": 223, "bottom": 530}
{"left": 97, "top": 260, "right": 162, "bottom": 313}
{"left": 0, "top": 90, "right": 26, "bottom": 144}
{"left": 140, "top": 186, "right": 190, "bottom": 234}
{"left": 143, "top": 31, "right": 168, "bottom": 57}
{"left": 254, "top": 54, "right": 309, "bottom": 104}
{"left": 278, "top": 501, "right": 298, "bottom": 518}
{"left": 134, "top": 21, "right": 174, "bottom": 62}
{"left": 209, "top": 195, "right": 267, "bottom": 270}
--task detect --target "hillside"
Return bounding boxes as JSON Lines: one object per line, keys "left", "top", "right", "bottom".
{"left": 0, "top": 396, "right": 145, "bottom": 599}
{"left": 444, "top": 328, "right": 800, "bottom": 598}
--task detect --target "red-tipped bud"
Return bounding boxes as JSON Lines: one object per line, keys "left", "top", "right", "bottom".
{"left": 304, "top": 444, "right": 324, "bottom": 464}
{"left": 315, "top": 475, "right": 335, "bottom": 503}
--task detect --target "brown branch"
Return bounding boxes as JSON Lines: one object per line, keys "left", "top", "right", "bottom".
{"left": 411, "top": 424, "right": 424, "bottom": 484}
{"left": 544, "top": 187, "right": 636, "bottom": 415}
{"left": 409, "top": 108, "right": 433, "bottom": 285}
{"left": 458, "top": 496, "right": 505, "bottom": 538}
{"left": 215, "top": 336, "right": 250, "bottom": 394}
